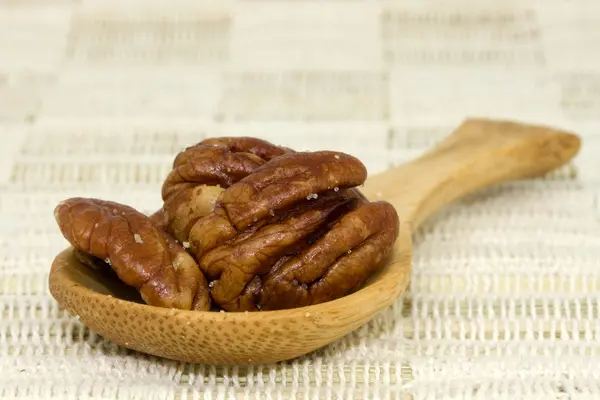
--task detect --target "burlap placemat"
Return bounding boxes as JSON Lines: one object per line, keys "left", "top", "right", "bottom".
{"left": 1, "top": 1, "right": 599, "bottom": 398}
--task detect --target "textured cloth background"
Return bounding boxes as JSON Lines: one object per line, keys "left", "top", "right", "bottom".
{"left": 1, "top": 0, "right": 599, "bottom": 399}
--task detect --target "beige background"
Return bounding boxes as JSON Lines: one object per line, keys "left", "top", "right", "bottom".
{"left": 1, "top": 0, "right": 599, "bottom": 398}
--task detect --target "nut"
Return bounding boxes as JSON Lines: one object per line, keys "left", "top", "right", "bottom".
{"left": 163, "top": 148, "right": 400, "bottom": 311}
{"left": 260, "top": 200, "right": 399, "bottom": 310}
{"left": 161, "top": 137, "right": 292, "bottom": 243}
{"left": 54, "top": 198, "right": 210, "bottom": 311}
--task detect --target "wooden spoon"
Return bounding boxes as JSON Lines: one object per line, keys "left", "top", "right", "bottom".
{"left": 49, "top": 118, "right": 581, "bottom": 365}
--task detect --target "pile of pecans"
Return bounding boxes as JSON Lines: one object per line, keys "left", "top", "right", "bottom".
{"left": 54, "top": 137, "right": 399, "bottom": 312}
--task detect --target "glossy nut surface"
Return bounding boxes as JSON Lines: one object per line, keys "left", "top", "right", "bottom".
{"left": 162, "top": 146, "right": 400, "bottom": 312}
{"left": 54, "top": 198, "right": 210, "bottom": 311}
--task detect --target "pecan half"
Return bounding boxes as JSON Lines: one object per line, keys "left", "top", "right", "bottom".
{"left": 54, "top": 198, "right": 210, "bottom": 311}
{"left": 259, "top": 201, "right": 399, "bottom": 310}
{"left": 160, "top": 137, "right": 292, "bottom": 243}
{"left": 167, "top": 149, "right": 399, "bottom": 311}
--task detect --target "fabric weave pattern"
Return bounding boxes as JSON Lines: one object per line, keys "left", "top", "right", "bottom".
{"left": 1, "top": 1, "right": 599, "bottom": 398}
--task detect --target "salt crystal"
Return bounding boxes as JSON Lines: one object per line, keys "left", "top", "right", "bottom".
{"left": 269, "top": 210, "right": 275, "bottom": 217}
{"left": 335, "top": 155, "right": 340, "bottom": 159}
{"left": 306, "top": 193, "right": 318, "bottom": 201}
{"left": 334, "top": 187, "right": 339, "bottom": 192}
{"left": 209, "top": 281, "right": 215, "bottom": 288}
{"left": 74, "top": 315, "right": 80, "bottom": 320}
{"left": 124, "top": 342, "right": 129, "bottom": 346}
{"left": 134, "top": 233, "right": 143, "bottom": 244}
{"left": 347, "top": 249, "right": 352, "bottom": 254}
{"left": 104, "top": 258, "right": 111, "bottom": 265}
{"left": 220, "top": 310, "right": 225, "bottom": 313}
{"left": 172, "top": 259, "right": 183, "bottom": 270}
{"left": 182, "top": 241, "right": 190, "bottom": 249}
{"left": 257, "top": 304, "right": 263, "bottom": 310}
{"left": 300, "top": 283, "right": 308, "bottom": 290}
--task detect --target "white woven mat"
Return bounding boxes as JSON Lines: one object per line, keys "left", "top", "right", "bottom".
{"left": 1, "top": 0, "right": 599, "bottom": 399}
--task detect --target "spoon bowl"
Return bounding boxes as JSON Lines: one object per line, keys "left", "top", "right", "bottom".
{"left": 49, "top": 118, "right": 581, "bottom": 365}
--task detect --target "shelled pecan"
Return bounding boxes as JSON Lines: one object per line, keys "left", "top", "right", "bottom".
{"left": 54, "top": 198, "right": 210, "bottom": 311}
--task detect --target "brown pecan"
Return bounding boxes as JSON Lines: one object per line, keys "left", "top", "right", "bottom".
{"left": 160, "top": 137, "right": 291, "bottom": 243}
{"left": 54, "top": 198, "right": 210, "bottom": 311}
{"left": 259, "top": 201, "right": 399, "bottom": 310}
{"left": 167, "top": 149, "right": 399, "bottom": 311}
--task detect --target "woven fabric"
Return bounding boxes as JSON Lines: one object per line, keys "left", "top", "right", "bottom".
{"left": 1, "top": 0, "right": 599, "bottom": 398}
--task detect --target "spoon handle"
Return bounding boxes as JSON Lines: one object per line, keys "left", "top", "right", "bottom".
{"left": 362, "top": 118, "right": 581, "bottom": 228}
